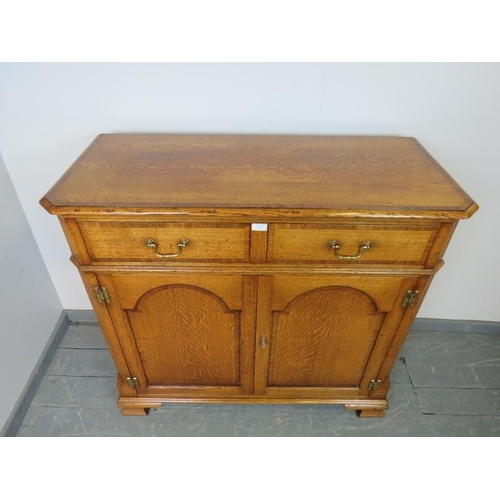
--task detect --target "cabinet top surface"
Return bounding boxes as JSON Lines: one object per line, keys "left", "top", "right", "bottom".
{"left": 41, "top": 134, "right": 477, "bottom": 218}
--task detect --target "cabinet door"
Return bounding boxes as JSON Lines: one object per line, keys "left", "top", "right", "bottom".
{"left": 254, "top": 275, "right": 417, "bottom": 398}
{"left": 98, "top": 273, "right": 256, "bottom": 397}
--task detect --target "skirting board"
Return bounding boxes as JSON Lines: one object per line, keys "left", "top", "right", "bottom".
{"left": 2, "top": 309, "right": 499, "bottom": 437}
{"left": 65, "top": 309, "right": 99, "bottom": 324}
{"left": 411, "top": 318, "right": 500, "bottom": 334}
{"left": 0, "top": 310, "right": 69, "bottom": 437}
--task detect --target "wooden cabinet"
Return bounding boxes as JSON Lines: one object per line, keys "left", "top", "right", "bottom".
{"left": 41, "top": 134, "right": 477, "bottom": 417}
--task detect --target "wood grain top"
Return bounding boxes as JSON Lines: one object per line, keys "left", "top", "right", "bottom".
{"left": 41, "top": 134, "right": 477, "bottom": 218}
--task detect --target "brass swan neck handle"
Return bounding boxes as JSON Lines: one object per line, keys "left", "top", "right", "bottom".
{"left": 145, "top": 238, "right": 190, "bottom": 258}
{"left": 328, "top": 240, "right": 372, "bottom": 260}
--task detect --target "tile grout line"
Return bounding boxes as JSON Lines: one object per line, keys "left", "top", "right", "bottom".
{"left": 399, "top": 356, "right": 425, "bottom": 415}
{"left": 413, "top": 412, "right": 500, "bottom": 419}
{"left": 412, "top": 386, "right": 500, "bottom": 390}
{"left": 404, "top": 363, "right": 500, "bottom": 367}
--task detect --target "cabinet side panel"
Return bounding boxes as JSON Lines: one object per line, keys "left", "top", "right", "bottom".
{"left": 78, "top": 271, "right": 136, "bottom": 397}
{"left": 58, "top": 217, "right": 91, "bottom": 265}
{"left": 424, "top": 222, "right": 458, "bottom": 267}
{"left": 375, "top": 275, "right": 433, "bottom": 385}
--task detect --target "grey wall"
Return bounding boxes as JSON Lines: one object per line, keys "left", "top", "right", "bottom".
{"left": 0, "top": 154, "right": 62, "bottom": 431}
{"left": 0, "top": 63, "right": 498, "bottom": 320}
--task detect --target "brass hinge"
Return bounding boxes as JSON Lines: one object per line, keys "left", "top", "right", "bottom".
{"left": 402, "top": 290, "right": 420, "bottom": 307}
{"left": 368, "top": 379, "right": 382, "bottom": 391}
{"left": 94, "top": 286, "right": 111, "bottom": 303}
{"left": 126, "top": 376, "right": 139, "bottom": 388}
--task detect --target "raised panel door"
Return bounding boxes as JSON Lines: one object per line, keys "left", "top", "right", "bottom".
{"left": 97, "top": 273, "right": 257, "bottom": 398}
{"left": 254, "top": 275, "right": 418, "bottom": 398}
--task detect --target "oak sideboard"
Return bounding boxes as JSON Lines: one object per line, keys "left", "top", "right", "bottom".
{"left": 41, "top": 134, "right": 478, "bottom": 417}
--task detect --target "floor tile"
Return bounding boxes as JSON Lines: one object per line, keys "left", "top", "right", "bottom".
{"left": 387, "top": 383, "right": 420, "bottom": 414}
{"left": 16, "top": 324, "right": 500, "bottom": 437}
{"left": 389, "top": 358, "right": 411, "bottom": 384}
{"left": 336, "top": 413, "right": 500, "bottom": 437}
{"left": 154, "top": 404, "right": 351, "bottom": 437}
{"left": 18, "top": 405, "right": 500, "bottom": 437}
{"left": 16, "top": 407, "right": 108, "bottom": 437}
{"left": 31, "top": 376, "right": 117, "bottom": 408}
{"left": 400, "top": 331, "right": 500, "bottom": 366}
{"left": 97, "top": 408, "right": 200, "bottom": 437}
{"left": 92, "top": 407, "right": 240, "bottom": 437}
{"left": 46, "top": 349, "right": 116, "bottom": 377}
{"left": 407, "top": 364, "right": 500, "bottom": 389}
{"left": 59, "top": 324, "right": 108, "bottom": 349}
{"left": 416, "top": 388, "right": 500, "bottom": 416}
{"left": 198, "top": 405, "right": 346, "bottom": 437}
{"left": 424, "top": 415, "right": 500, "bottom": 436}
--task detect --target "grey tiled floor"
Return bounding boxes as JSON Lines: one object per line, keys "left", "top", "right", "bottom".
{"left": 16, "top": 324, "right": 500, "bottom": 436}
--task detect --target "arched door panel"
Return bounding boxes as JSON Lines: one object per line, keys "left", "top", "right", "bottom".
{"left": 254, "top": 275, "right": 417, "bottom": 397}
{"left": 98, "top": 273, "right": 255, "bottom": 396}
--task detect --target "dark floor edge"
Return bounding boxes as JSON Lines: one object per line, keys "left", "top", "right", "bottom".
{"left": 0, "top": 310, "right": 69, "bottom": 437}
{"left": 411, "top": 318, "right": 500, "bottom": 334}
{"left": 66, "top": 309, "right": 98, "bottom": 323}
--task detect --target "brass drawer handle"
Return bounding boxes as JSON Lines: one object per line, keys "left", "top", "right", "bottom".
{"left": 145, "top": 238, "right": 190, "bottom": 258}
{"left": 328, "top": 240, "right": 372, "bottom": 260}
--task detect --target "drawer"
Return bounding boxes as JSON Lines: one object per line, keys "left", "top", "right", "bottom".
{"left": 267, "top": 223, "right": 439, "bottom": 265}
{"left": 78, "top": 222, "right": 251, "bottom": 263}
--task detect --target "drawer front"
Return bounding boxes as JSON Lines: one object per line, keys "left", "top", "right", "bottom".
{"left": 268, "top": 224, "right": 439, "bottom": 265}
{"left": 79, "top": 222, "right": 251, "bottom": 263}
